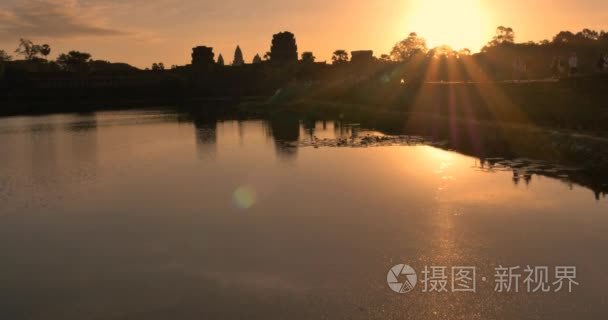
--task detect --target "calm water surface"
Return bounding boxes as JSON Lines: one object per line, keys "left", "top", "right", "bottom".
{"left": 0, "top": 110, "right": 607, "bottom": 319}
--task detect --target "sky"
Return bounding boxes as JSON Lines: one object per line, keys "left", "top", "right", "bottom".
{"left": 1, "top": 0, "right": 607, "bottom": 68}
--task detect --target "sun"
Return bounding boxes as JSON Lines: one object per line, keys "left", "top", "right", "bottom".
{"left": 405, "top": 0, "right": 493, "bottom": 52}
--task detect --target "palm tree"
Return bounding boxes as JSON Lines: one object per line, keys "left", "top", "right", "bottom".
{"left": 39, "top": 44, "right": 51, "bottom": 61}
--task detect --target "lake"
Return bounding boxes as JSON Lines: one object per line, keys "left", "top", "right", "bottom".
{"left": 0, "top": 110, "right": 607, "bottom": 319}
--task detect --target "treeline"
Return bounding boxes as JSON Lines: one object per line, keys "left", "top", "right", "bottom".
{"left": 0, "top": 39, "right": 139, "bottom": 76}
{"left": 3, "top": 26, "right": 608, "bottom": 85}
{"left": 369, "top": 26, "right": 608, "bottom": 81}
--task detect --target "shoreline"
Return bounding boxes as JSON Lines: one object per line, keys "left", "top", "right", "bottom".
{"left": 2, "top": 80, "right": 608, "bottom": 192}
{"left": 1, "top": 101, "right": 606, "bottom": 197}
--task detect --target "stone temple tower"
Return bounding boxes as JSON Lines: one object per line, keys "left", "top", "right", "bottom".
{"left": 191, "top": 46, "right": 215, "bottom": 68}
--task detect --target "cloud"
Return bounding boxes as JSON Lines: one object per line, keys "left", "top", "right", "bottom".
{"left": 0, "top": 0, "right": 129, "bottom": 39}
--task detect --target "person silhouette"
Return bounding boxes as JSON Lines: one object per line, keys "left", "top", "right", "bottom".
{"left": 599, "top": 54, "right": 608, "bottom": 72}
{"left": 551, "top": 56, "right": 563, "bottom": 79}
{"left": 520, "top": 59, "right": 528, "bottom": 81}
{"left": 568, "top": 52, "right": 578, "bottom": 76}
{"left": 597, "top": 55, "right": 605, "bottom": 72}
{"left": 512, "top": 57, "right": 522, "bottom": 82}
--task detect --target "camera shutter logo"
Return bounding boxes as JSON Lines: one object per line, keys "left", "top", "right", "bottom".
{"left": 387, "top": 264, "right": 418, "bottom": 293}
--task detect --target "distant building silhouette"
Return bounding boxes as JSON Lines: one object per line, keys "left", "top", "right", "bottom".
{"left": 233, "top": 46, "right": 245, "bottom": 66}
{"left": 252, "top": 54, "right": 262, "bottom": 64}
{"left": 193, "top": 116, "right": 218, "bottom": 159}
{"left": 268, "top": 116, "right": 300, "bottom": 160}
{"left": 270, "top": 32, "right": 298, "bottom": 63}
{"left": 191, "top": 46, "right": 215, "bottom": 68}
{"left": 351, "top": 50, "right": 374, "bottom": 64}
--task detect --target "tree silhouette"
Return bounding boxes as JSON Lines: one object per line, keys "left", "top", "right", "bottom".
{"left": 553, "top": 31, "right": 578, "bottom": 44}
{"left": 550, "top": 29, "right": 603, "bottom": 44}
{"left": 0, "top": 50, "right": 11, "bottom": 62}
{"left": 379, "top": 54, "right": 391, "bottom": 62}
{"left": 332, "top": 50, "right": 349, "bottom": 64}
{"left": 252, "top": 54, "right": 262, "bottom": 64}
{"left": 39, "top": 44, "right": 51, "bottom": 61}
{"left": 15, "top": 39, "right": 40, "bottom": 60}
{"left": 151, "top": 62, "right": 165, "bottom": 71}
{"left": 496, "top": 26, "right": 515, "bottom": 43}
{"left": 87, "top": 60, "right": 138, "bottom": 73}
{"left": 217, "top": 54, "right": 225, "bottom": 66}
{"left": 233, "top": 45, "right": 245, "bottom": 66}
{"left": 56, "top": 51, "right": 92, "bottom": 72}
{"left": 577, "top": 28, "right": 599, "bottom": 40}
{"left": 270, "top": 32, "right": 298, "bottom": 63}
{"left": 301, "top": 51, "right": 315, "bottom": 63}
{"left": 390, "top": 32, "right": 428, "bottom": 62}
{"left": 458, "top": 48, "right": 471, "bottom": 56}
{"left": 471, "top": 27, "right": 608, "bottom": 79}
{"left": 263, "top": 52, "right": 271, "bottom": 61}
{"left": 429, "top": 45, "right": 456, "bottom": 58}
{"left": 484, "top": 26, "right": 515, "bottom": 50}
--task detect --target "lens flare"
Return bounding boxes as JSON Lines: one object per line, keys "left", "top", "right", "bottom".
{"left": 232, "top": 185, "right": 257, "bottom": 209}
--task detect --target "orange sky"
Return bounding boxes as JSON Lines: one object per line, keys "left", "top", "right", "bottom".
{"left": 1, "top": 0, "right": 607, "bottom": 68}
